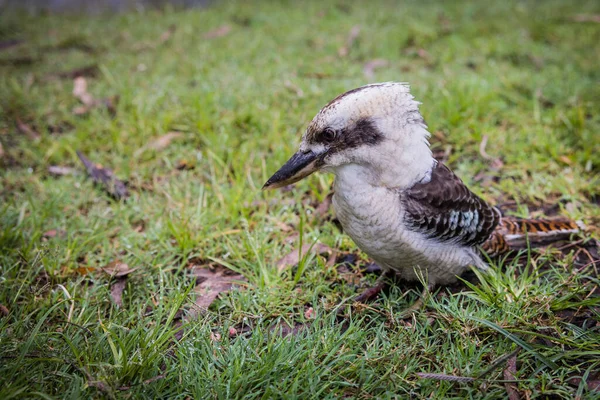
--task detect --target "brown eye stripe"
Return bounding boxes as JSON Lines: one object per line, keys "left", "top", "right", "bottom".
{"left": 311, "top": 118, "right": 384, "bottom": 149}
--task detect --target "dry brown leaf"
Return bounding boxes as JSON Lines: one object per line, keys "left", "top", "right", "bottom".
{"left": 559, "top": 155, "right": 573, "bottom": 165}
{"left": 76, "top": 151, "right": 129, "bottom": 200}
{"left": 363, "top": 59, "right": 388, "bottom": 79}
{"left": 417, "top": 48, "right": 431, "bottom": 61}
{"left": 569, "top": 377, "right": 600, "bottom": 392}
{"left": 48, "top": 165, "right": 77, "bottom": 176}
{"left": 503, "top": 354, "right": 520, "bottom": 400}
{"left": 284, "top": 80, "right": 304, "bottom": 97}
{"left": 189, "top": 265, "right": 245, "bottom": 313}
{"left": 42, "top": 229, "right": 66, "bottom": 239}
{"left": 0, "top": 303, "right": 9, "bottom": 317}
{"left": 338, "top": 25, "right": 360, "bottom": 57}
{"left": 43, "top": 229, "right": 58, "bottom": 238}
{"left": 110, "top": 277, "right": 127, "bottom": 307}
{"left": 102, "top": 261, "right": 137, "bottom": 277}
{"left": 304, "top": 307, "right": 315, "bottom": 319}
{"left": 175, "top": 159, "right": 196, "bottom": 170}
{"left": 283, "top": 232, "right": 299, "bottom": 245}
{"left": 572, "top": 14, "right": 600, "bottom": 23}
{"left": 16, "top": 118, "right": 41, "bottom": 140}
{"left": 148, "top": 132, "right": 183, "bottom": 151}
{"left": 228, "top": 326, "right": 237, "bottom": 337}
{"left": 274, "top": 220, "right": 294, "bottom": 232}
{"left": 76, "top": 266, "right": 95, "bottom": 275}
{"left": 72, "top": 78, "right": 118, "bottom": 115}
{"left": 203, "top": 25, "right": 232, "bottom": 39}
{"left": 276, "top": 242, "right": 333, "bottom": 272}
{"left": 0, "top": 39, "right": 24, "bottom": 51}
{"left": 269, "top": 321, "right": 307, "bottom": 337}
{"left": 73, "top": 77, "right": 95, "bottom": 106}
{"left": 158, "top": 25, "right": 176, "bottom": 45}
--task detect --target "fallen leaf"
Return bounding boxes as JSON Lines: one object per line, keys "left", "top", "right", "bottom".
{"left": 283, "top": 232, "right": 299, "bottom": 245}
{"left": 158, "top": 25, "right": 176, "bottom": 45}
{"left": 228, "top": 326, "right": 237, "bottom": 337}
{"left": 304, "top": 307, "right": 315, "bottom": 319}
{"left": 284, "top": 80, "right": 304, "bottom": 97}
{"left": 102, "top": 261, "right": 137, "bottom": 277}
{"left": 0, "top": 39, "right": 24, "bottom": 51}
{"left": 189, "top": 265, "right": 245, "bottom": 313}
{"left": 175, "top": 159, "right": 196, "bottom": 170}
{"left": 572, "top": 14, "right": 600, "bottom": 23}
{"left": 76, "top": 150, "right": 129, "bottom": 200}
{"left": 48, "top": 165, "right": 77, "bottom": 176}
{"left": 274, "top": 220, "right": 294, "bottom": 232}
{"left": 503, "top": 354, "right": 520, "bottom": 400}
{"left": 559, "top": 155, "right": 573, "bottom": 165}
{"left": 148, "top": 132, "right": 183, "bottom": 151}
{"left": 73, "top": 77, "right": 95, "bottom": 106}
{"left": 568, "top": 377, "right": 600, "bottom": 392}
{"left": 72, "top": 77, "right": 118, "bottom": 115}
{"left": 76, "top": 266, "right": 95, "bottom": 275}
{"left": 110, "top": 277, "right": 127, "bottom": 307}
{"left": 203, "top": 25, "right": 232, "bottom": 39}
{"left": 87, "top": 379, "right": 112, "bottom": 394}
{"left": 338, "top": 25, "right": 360, "bottom": 57}
{"left": 16, "top": 118, "right": 41, "bottom": 140}
{"left": 0, "top": 303, "right": 9, "bottom": 317}
{"left": 42, "top": 229, "right": 66, "bottom": 239}
{"left": 276, "top": 242, "right": 333, "bottom": 272}
{"left": 363, "top": 59, "right": 388, "bottom": 79}
{"left": 132, "top": 25, "right": 177, "bottom": 52}
{"left": 417, "top": 48, "right": 431, "bottom": 61}
{"left": 44, "top": 229, "right": 57, "bottom": 238}
{"left": 269, "top": 321, "right": 307, "bottom": 337}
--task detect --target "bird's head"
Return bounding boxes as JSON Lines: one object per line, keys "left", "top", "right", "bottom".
{"left": 263, "top": 82, "right": 435, "bottom": 190}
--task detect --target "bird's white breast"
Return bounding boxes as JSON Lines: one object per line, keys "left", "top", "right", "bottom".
{"left": 332, "top": 165, "right": 482, "bottom": 285}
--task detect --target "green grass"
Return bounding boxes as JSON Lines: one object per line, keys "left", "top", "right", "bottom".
{"left": 1, "top": 0, "right": 600, "bottom": 398}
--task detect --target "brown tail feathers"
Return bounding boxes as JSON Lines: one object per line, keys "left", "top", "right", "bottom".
{"left": 481, "top": 216, "right": 585, "bottom": 256}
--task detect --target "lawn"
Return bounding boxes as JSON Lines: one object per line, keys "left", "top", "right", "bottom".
{"left": 1, "top": 1, "right": 600, "bottom": 398}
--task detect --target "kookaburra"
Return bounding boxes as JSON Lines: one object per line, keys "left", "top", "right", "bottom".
{"left": 263, "top": 82, "right": 582, "bottom": 293}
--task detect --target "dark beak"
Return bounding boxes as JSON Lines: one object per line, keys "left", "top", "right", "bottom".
{"left": 262, "top": 150, "right": 320, "bottom": 190}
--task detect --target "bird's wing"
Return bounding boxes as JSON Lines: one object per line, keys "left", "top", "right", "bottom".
{"left": 402, "top": 162, "right": 500, "bottom": 246}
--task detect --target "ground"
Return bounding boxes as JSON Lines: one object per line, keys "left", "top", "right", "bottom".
{"left": 1, "top": 1, "right": 600, "bottom": 398}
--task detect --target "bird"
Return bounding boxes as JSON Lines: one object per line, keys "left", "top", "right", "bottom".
{"left": 263, "top": 82, "right": 583, "bottom": 305}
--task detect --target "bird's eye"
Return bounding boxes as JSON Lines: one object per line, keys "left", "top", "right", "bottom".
{"left": 321, "top": 128, "right": 336, "bottom": 143}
